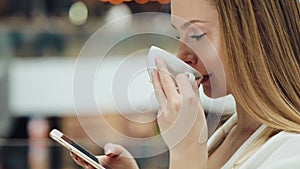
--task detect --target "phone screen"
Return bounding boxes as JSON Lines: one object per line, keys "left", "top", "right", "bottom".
{"left": 61, "top": 134, "right": 99, "bottom": 163}
{"left": 49, "top": 129, "right": 105, "bottom": 169}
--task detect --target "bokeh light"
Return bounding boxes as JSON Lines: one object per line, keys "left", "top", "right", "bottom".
{"left": 100, "top": 0, "right": 170, "bottom": 5}
{"left": 69, "top": 1, "right": 88, "bottom": 26}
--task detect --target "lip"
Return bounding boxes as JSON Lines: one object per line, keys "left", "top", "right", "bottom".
{"left": 197, "top": 74, "right": 212, "bottom": 87}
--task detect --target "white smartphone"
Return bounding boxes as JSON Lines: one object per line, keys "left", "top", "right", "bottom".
{"left": 49, "top": 129, "right": 105, "bottom": 169}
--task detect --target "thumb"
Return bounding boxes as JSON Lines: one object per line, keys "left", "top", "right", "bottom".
{"left": 104, "top": 143, "right": 133, "bottom": 158}
{"left": 192, "top": 80, "right": 200, "bottom": 97}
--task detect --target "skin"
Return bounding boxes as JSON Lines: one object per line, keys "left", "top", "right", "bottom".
{"left": 71, "top": 143, "right": 139, "bottom": 169}
{"left": 171, "top": 0, "right": 261, "bottom": 168}
{"left": 72, "top": 0, "right": 262, "bottom": 168}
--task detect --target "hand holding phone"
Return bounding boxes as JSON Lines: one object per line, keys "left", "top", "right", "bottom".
{"left": 49, "top": 129, "right": 105, "bottom": 169}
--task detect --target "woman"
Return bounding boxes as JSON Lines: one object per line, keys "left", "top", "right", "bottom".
{"left": 72, "top": 0, "right": 300, "bottom": 168}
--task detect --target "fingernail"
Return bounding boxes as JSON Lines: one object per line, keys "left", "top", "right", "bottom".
{"left": 155, "top": 57, "right": 161, "bottom": 64}
{"left": 105, "top": 147, "right": 112, "bottom": 155}
{"left": 151, "top": 69, "right": 155, "bottom": 76}
{"left": 104, "top": 143, "right": 113, "bottom": 155}
{"left": 107, "top": 153, "right": 119, "bottom": 158}
{"left": 153, "top": 69, "right": 158, "bottom": 77}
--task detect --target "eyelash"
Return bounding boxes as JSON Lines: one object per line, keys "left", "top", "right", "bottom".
{"left": 176, "top": 33, "right": 206, "bottom": 41}
{"left": 190, "top": 33, "right": 206, "bottom": 41}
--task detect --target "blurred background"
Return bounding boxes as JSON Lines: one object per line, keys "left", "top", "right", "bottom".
{"left": 0, "top": 0, "right": 175, "bottom": 169}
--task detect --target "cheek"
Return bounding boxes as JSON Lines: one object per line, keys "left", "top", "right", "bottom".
{"left": 189, "top": 36, "right": 230, "bottom": 97}
{"left": 214, "top": 38, "right": 231, "bottom": 94}
{"left": 215, "top": 49, "right": 231, "bottom": 95}
{"left": 186, "top": 36, "right": 223, "bottom": 74}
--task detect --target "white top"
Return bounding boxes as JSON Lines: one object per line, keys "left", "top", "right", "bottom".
{"left": 208, "top": 113, "right": 300, "bottom": 169}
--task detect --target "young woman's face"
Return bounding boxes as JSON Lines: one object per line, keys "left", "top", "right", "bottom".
{"left": 171, "top": 0, "right": 230, "bottom": 98}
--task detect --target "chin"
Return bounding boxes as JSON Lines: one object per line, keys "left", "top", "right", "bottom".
{"left": 202, "top": 85, "right": 229, "bottom": 99}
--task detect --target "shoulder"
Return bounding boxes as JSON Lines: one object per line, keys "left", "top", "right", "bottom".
{"left": 260, "top": 131, "right": 300, "bottom": 155}
{"left": 241, "top": 131, "right": 300, "bottom": 169}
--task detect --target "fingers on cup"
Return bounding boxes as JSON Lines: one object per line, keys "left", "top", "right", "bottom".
{"left": 154, "top": 57, "right": 178, "bottom": 98}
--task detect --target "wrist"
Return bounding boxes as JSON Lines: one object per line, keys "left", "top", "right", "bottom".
{"left": 169, "top": 142, "right": 208, "bottom": 169}
{"left": 170, "top": 140, "right": 207, "bottom": 156}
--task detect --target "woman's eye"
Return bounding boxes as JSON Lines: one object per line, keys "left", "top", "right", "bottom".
{"left": 175, "top": 33, "right": 205, "bottom": 41}
{"left": 190, "top": 33, "right": 206, "bottom": 41}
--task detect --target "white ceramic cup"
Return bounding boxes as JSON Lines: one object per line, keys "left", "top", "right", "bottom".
{"left": 147, "top": 46, "right": 202, "bottom": 83}
{"left": 147, "top": 46, "right": 202, "bottom": 84}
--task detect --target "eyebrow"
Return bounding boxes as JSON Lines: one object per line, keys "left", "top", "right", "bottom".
{"left": 171, "top": 19, "right": 206, "bottom": 30}
{"left": 182, "top": 19, "right": 206, "bottom": 30}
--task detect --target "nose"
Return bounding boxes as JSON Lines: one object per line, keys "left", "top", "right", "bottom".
{"left": 177, "top": 42, "right": 198, "bottom": 67}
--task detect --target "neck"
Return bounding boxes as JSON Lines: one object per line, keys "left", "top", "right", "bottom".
{"left": 235, "top": 103, "right": 262, "bottom": 134}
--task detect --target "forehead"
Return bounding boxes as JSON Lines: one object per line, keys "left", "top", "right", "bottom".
{"left": 171, "top": 0, "right": 217, "bottom": 26}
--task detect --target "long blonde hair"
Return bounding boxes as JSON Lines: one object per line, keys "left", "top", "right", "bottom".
{"left": 214, "top": 0, "right": 300, "bottom": 132}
